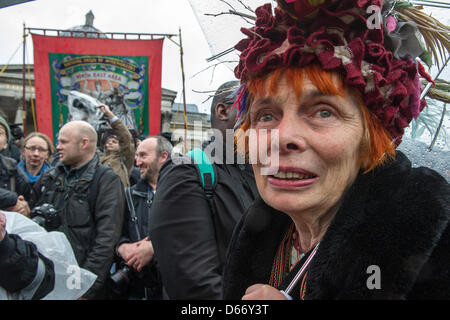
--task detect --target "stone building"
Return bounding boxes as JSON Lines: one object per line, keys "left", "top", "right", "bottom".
{"left": 0, "top": 11, "right": 211, "bottom": 150}
{"left": 0, "top": 63, "right": 210, "bottom": 149}
{"left": 170, "top": 103, "right": 211, "bottom": 151}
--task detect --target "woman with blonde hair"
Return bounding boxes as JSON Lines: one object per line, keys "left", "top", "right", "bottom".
{"left": 19, "top": 132, "right": 53, "bottom": 184}
{"left": 223, "top": 0, "right": 450, "bottom": 299}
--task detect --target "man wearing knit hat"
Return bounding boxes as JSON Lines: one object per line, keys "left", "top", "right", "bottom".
{"left": 0, "top": 116, "right": 31, "bottom": 216}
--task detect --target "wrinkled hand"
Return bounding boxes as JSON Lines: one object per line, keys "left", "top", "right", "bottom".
{"left": 98, "top": 104, "right": 115, "bottom": 120}
{"left": 7, "top": 196, "right": 30, "bottom": 217}
{"left": 125, "top": 237, "right": 154, "bottom": 272}
{"left": 0, "top": 212, "right": 6, "bottom": 241}
{"left": 117, "top": 242, "right": 138, "bottom": 262}
{"left": 242, "top": 284, "right": 287, "bottom": 300}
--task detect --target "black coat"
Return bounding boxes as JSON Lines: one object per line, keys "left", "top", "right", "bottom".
{"left": 115, "top": 178, "right": 162, "bottom": 299}
{"left": 0, "top": 232, "right": 55, "bottom": 299}
{"left": 0, "top": 154, "right": 31, "bottom": 209}
{"left": 119, "top": 178, "right": 154, "bottom": 245}
{"left": 30, "top": 155, "right": 125, "bottom": 299}
{"left": 223, "top": 151, "right": 450, "bottom": 299}
{"left": 149, "top": 156, "right": 259, "bottom": 299}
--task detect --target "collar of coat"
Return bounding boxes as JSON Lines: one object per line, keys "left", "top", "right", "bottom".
{"left": 52, "top": 153, "right": 99, "bottom": 184}
{"left": 131, "top": 178, "right": 155, "bottom": 197}
{"left": 223, "top": 151, "right": 450, "bottom": 299}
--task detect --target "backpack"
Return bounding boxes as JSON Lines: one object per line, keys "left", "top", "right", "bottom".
{"left": 186, "top": 148, "right": 216, "bottom": 203}
{"left": 187, "top": 148, "right": 224, "bottom": 263}
{"left": 39, "top": 163, "right": 110, "bottom": 216}
{"left": 186, "top": 148, "right": 258, "bottom": 267}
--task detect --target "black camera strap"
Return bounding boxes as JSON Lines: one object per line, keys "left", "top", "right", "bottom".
{"left": 125, "top": 187, "right": 141, "bottom": 240}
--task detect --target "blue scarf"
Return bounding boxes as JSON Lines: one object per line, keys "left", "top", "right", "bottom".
{"left": 18, "top": 159, "right": 52, "bottom": 184}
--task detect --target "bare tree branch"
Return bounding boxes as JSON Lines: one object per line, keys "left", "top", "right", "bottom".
{"left": 219, "top": 0, "right": 237, "bottom": 11}
{"left": 204, "top": 9, "right": 255, "bottom": 23}
{"left": 190, "top": 60, "right": 238, "bottom": 79}
{"left": 236, "top": 0, "right": 255, "bottom": 13}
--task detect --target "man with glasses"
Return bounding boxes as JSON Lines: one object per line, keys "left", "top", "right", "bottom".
{"left": 0, "top": 116, "right": 31, "bottom": 216}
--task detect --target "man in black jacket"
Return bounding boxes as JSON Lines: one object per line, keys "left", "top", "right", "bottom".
{"left": 0, "top": 211, "right": 55, "bottom": 299}
{"left": 112, "top": 135, "right": 172, "bottom": 300}
{"left": 149, "top": 81, "right": 259, "bottom": 299}
{"left": 29, "top": 120, "right": 124, "bottom": 299}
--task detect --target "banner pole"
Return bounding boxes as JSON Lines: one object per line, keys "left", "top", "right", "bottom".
{"left": 22, "top": 22, "right": 27, "bottom": 133}
{"left": 179, "top": 27, "right": 188, "bottom": 153}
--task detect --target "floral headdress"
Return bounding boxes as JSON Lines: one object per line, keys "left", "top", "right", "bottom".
{"left": 233, "top": 0, "right": 450, "bottom": 144}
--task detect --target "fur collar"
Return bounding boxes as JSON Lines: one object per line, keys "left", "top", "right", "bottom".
{"left": 223, "top": 151, "right": 450, "bottom": 299}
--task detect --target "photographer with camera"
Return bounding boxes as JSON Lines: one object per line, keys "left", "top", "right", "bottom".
{"left": 29, "top": 120, "right": 125, "bottom": 299}
{"left": 110, "top": 136, "right": 171, "bottom": 300}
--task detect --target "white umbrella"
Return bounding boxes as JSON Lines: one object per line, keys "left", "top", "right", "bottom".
{"left": 398, "top": 137, "right": 450, "bottom": 182}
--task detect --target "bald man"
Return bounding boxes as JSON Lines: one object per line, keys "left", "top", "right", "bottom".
{"left": 29, "top": 120, "right": 125, "bottom": 299}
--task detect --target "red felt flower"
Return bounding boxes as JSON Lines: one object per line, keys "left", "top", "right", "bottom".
{"left": 233, "top": 0, "right": 428, "bottom": 143}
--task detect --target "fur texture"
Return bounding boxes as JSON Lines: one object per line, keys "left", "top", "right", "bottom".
{"left": 223, "top": 151, "right": 450, "bottom": 299}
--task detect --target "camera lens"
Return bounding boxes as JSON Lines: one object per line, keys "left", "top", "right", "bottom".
{"left": 31, "top": 215, "right": 47, "bottom": 228}
{"left": 110, "top": 265, "right": 131, "bottom": 286}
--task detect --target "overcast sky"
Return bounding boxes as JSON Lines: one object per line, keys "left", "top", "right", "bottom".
{"left": 0, "top": 0, "right": 242, "bottom": 113}
{"left": 0, "top": 0, "right": 448, "bottom": 117}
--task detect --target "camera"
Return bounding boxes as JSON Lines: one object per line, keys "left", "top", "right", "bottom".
{"left": 110, "top": 263, "right": 132, "bottom": 287}
{"left": 30, "top": 203, "right": 61, "bottom": 231}
{"left": 107, "top": 260, "right": 162, "bottom": 299}
{"left": 107, "top": 262, "right": 133, "bottom": 299}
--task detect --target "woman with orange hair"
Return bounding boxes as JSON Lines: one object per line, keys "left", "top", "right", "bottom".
{"left": 223, "top": 0, "right": 450, "bottom": 299}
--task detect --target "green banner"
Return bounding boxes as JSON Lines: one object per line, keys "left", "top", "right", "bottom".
{"left": 49, "top": 53, "right": 149, "bottom": 141}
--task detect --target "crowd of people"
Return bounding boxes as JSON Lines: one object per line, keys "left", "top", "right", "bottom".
{"left": 1, "top": 0, "right": 450, "bottom": 300}
{"left": 0, "top": 79, "right": 258, "bottom": 300}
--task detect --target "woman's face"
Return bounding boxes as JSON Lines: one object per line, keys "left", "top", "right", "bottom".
{"left": 249, "top": 73, "right": 364, "bottom": 218}
{"left": 23, "top": 136, "right": 49, "bottom": 170}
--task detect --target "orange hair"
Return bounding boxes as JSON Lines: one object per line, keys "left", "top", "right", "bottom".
{"left": 358, "top": 100, "right": 396, "bottom": 173}
{"left": 237, "top": 65, "right": 395, "bottom": 173}
{"left": 247, "top": 65, "right": 344, "bottom": 100}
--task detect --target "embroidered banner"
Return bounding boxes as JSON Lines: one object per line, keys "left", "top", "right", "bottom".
{"left": 32, "top": 34, "right": 164, "bottom": 143}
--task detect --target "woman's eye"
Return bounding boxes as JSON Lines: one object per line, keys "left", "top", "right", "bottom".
{"left": 318, "top": 110, "right": 332, "bottom": 118}
{"left": 259, "top": 114, "right": 273, "bottom": 122}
